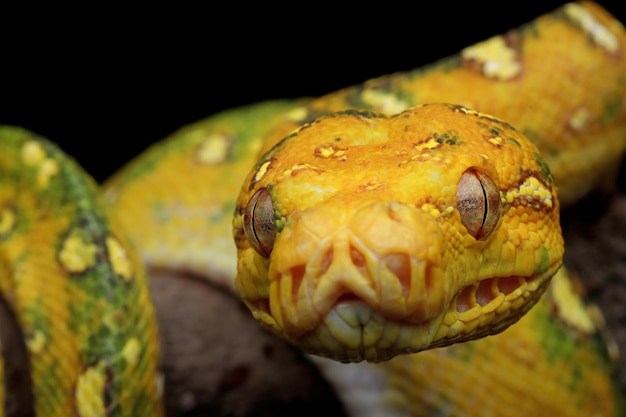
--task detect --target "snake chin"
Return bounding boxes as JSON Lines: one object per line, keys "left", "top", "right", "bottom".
{"left": 298, "top": 300, "right": 443, "bottom": 363}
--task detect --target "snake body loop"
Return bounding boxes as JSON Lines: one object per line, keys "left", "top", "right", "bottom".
{"left": 0, "top": 129, "right": 163, "bottom": 416}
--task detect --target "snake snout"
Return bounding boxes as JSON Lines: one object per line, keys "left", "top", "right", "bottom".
{"left": 263, "top": 201, "right": 455, "bottom": 361}
{"left": 281, "top": 201, "right": 448, "bottom": 321}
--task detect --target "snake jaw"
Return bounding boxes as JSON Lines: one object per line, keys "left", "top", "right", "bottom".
{"left": 268, "top": 268, "right": 555, "bottom": 363}
{"left": 294, "top": 269, "right": 556, "bottom": 363}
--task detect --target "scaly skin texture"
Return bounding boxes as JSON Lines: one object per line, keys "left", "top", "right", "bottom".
{"left": 233, "top": 104, "right": 564, "bottom": 362}
{"left": 0, "top": 128, "right": 164, "bottom": 416}
{"left": 310, "top": 269, "right": 624, "bottom": 417}
{"left": 104, "top": 2, "right": 624, "bottom": 416}
{"left": 2, "top": 1, "right": 626, "bottom": 416}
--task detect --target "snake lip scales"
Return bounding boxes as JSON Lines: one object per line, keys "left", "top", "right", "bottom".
{"left": 253, "top": 241, "right": 551, "bottom": 363}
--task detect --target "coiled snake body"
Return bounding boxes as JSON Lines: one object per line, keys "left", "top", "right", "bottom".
{"left": 1, "top": 2, "right": 626, "bottom": 416}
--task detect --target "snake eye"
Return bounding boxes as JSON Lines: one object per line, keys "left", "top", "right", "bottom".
{"left": 244, "top": 187, "right": 276, "bottom": 257}
{"left": 456, "top": 169, "right": 501, "bottom": 240}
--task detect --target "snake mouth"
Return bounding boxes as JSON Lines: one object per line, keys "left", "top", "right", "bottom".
{"left": 281, "top": 272, "right": 549, "bottom": 363}
{"left": 324, "top": 273, "right": 535, "bottom": 316}
{"left": 244, "top": 270, "right": 552, "bottom": 363}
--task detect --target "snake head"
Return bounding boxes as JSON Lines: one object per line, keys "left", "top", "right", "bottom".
{"left": 233, "top": 103, "right": 563, "bottom": 363}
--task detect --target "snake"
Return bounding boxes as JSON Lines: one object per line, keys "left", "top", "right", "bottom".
{"left": 1, "top": 1, "right": 625, "bottom": 416}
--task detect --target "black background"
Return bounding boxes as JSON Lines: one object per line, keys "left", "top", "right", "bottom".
{"left": 1, "top": 2, "right": 624, "bottom": 182}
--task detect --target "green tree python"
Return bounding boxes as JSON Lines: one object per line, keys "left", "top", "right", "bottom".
{"left": 1, "top": 1, "right": 625, "bottom": 416}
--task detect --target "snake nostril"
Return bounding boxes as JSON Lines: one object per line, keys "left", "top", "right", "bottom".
{"left": 382, "top": 253, "right": 411, "bottom": 296}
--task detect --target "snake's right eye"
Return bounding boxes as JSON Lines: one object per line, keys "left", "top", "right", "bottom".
{"left": 244, "top": 187, "right": 276, "bottom": 257}
{"left": 456, "top": 169, "right": 501, "bottom": 240}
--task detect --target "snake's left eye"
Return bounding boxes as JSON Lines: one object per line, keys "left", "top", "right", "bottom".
{"left": 244, "top": 187, "right": 276, "bottom": 257}
{"left": 456, "top": 169, "right": 501, "bottom": 240}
